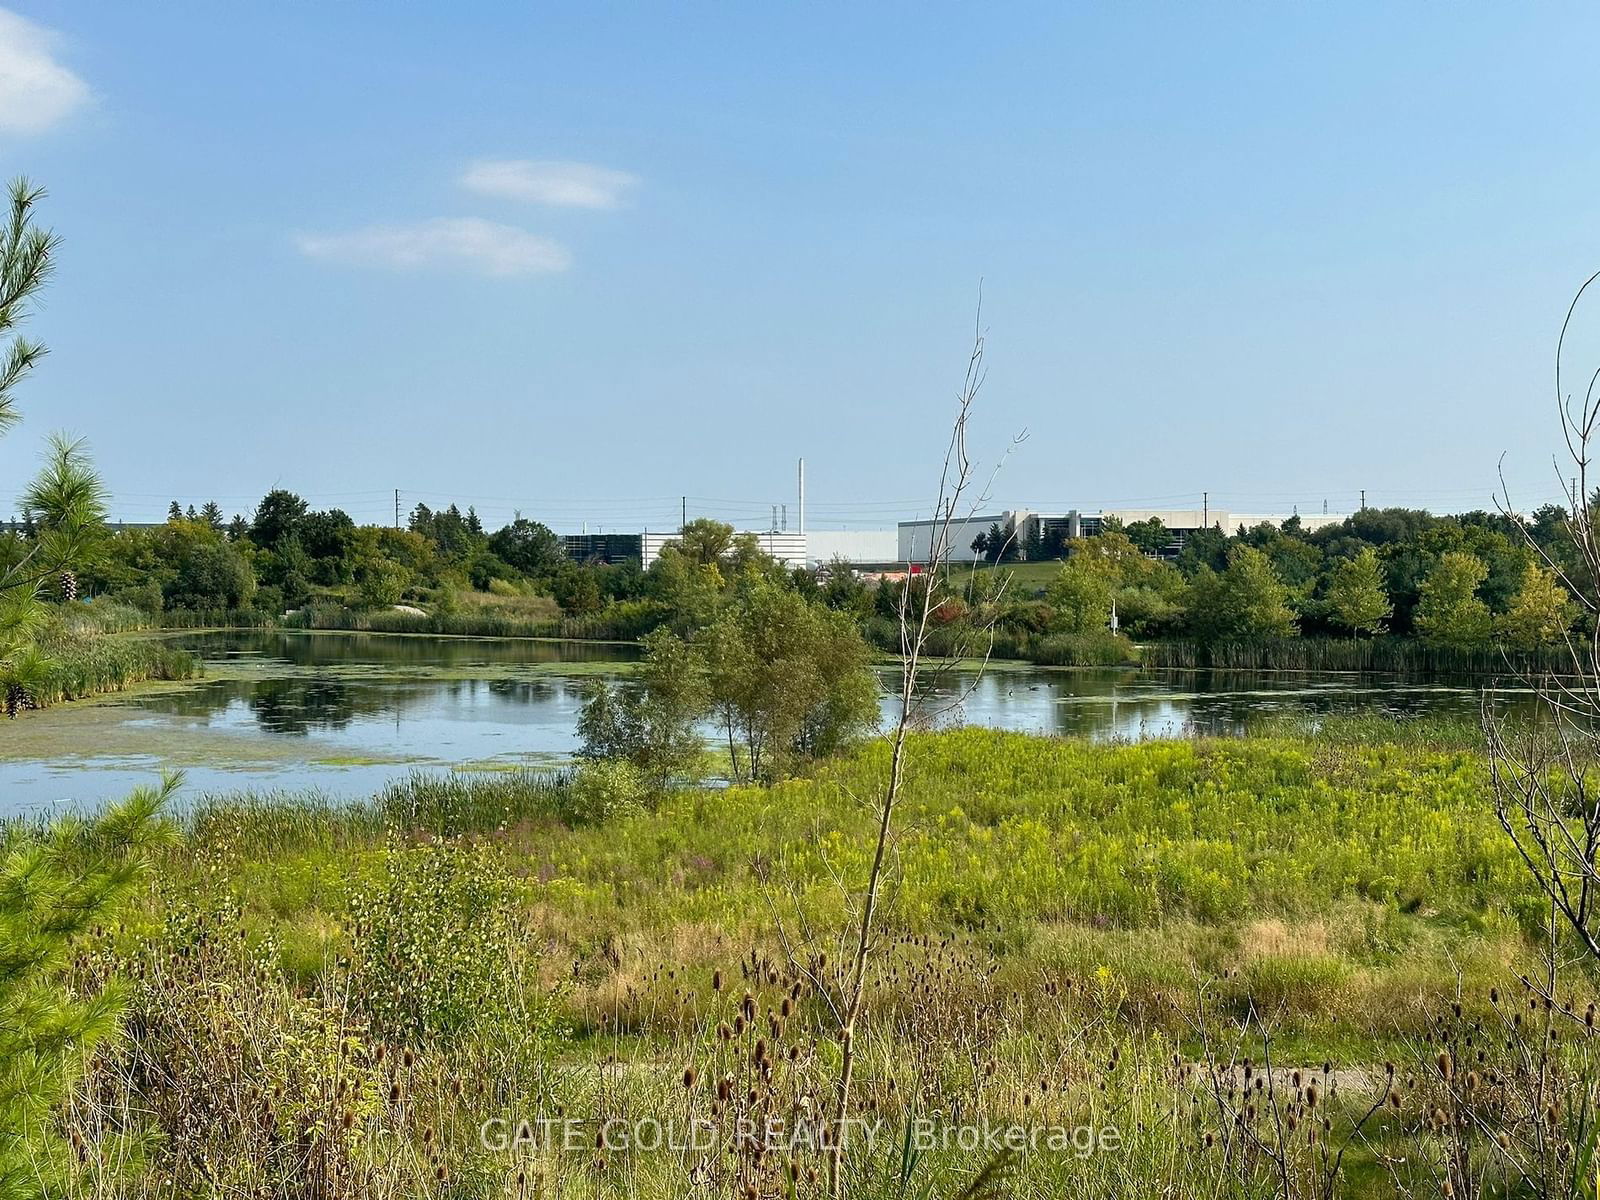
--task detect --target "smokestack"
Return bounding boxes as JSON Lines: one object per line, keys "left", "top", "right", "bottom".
{"left": 797, "top": 458, "right": 805, "bottom": 535}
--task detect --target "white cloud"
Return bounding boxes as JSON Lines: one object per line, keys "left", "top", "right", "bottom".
{"left": 295, "top": 217, "right": 571, "bottom": 277}
{"left": 0, "top": 8, "right": 89, "bottom": 136}
{"left": 460, "top": 159, "right": 638, "bottom": 209}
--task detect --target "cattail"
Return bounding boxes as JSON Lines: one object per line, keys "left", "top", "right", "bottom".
{"left": 683, "top": 1066, "right": 697, "bottom": 1089}
{"left": 713, "top": 970, "right": 723, "bottom": 992}
{"left": 742, "top": 992, "right": 756, "bottom": 1022}
{"left": 1437, "top": 1051, "right": 1454, "bottom": 1081}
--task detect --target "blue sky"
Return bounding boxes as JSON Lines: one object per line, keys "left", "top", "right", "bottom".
{"left": 2, "top": 2, "right": 1599, "bottom": 531}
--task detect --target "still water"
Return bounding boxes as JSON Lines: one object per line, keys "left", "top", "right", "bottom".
{"left": 0, "top": 631, "right": 1495, "bottom": 814}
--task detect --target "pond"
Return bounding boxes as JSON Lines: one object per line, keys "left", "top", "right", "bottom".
{"left": 0, "top": 630, "right": 1500, "bottom": 814}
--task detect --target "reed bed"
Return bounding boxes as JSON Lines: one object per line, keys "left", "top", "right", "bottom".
{"left": 26, "top": 608, "right": 198, "bottom": 710}
{"left": 1145, "top": 636, "right": 1569, "bottom": 676}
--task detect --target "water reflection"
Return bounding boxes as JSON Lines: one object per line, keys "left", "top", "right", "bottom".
{"left": 0, "top": 631, "right": 1499, "bottom": 813}
{"left": 909, "top": 667, "right": 1494, "bottom": 740}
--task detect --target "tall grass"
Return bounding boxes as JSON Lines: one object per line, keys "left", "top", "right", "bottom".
{"left": 49, "top": 726, "right": 1590, "bottom": 1198}
{"left": 1146, "top": 635, "right": 1568, "bottom": 675}
{"left": 28, "top": 608, "right": 198, "bottom": 709}
{"left": 861, "top": 617, "right": 1139, "bottom": 666}
{"left": 147, "top": 605, "right": 278, "bottom": 629}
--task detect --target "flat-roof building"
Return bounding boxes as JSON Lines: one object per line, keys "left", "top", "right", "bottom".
{"left": 899, "top": 507, "right": 1348, "bottom": 564}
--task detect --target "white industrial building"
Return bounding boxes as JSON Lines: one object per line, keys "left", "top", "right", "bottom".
{"left": 898, "top": 507, "right": 1348, "bottom": 564}
{"left": 897, "top": 514, "right": 1012, "bottom": 564}
{"left": 805, "top": 529, "right": 899, "bottom": 566}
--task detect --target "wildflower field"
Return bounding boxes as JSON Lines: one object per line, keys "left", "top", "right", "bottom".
{"left": 33, "top": 725, "right": 1600, "bottom": 1198}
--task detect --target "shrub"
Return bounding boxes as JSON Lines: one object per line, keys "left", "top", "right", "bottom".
{"left": 347, "top": 838, "right": 523, "bottom": 1042}
{"left": 568, "top": 759, "right": 648, "bottom": 823}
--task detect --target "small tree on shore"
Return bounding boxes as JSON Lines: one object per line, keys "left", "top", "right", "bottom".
{"left": 1047, "top": 554, "right": 1114, "bottom": 634}
{"left": 1325, "top": 545, "right": 1392, "bottom": 635}
{"left": 1415, "top": 551, "right": 1492, "bottom": 648}
{"left": 1496, "top": 560, "right": 1572, "bottom": 648}
{"left": 577, "top": 627, "right": 709, "bottom": 792}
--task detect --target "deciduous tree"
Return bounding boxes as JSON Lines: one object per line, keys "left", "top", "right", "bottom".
{"left": 1414, "top": 551, "right": 1492, "bottom": 648}
{"left": 1325, "top": 546, "right": 1392, "bottom": 635}
{"left": 1497, "top": 561, "right": 1572, "bottom": 649}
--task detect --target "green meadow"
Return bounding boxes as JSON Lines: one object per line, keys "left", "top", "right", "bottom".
{"left": 30, "top": 722, "right": 1593, "bottom": 1198}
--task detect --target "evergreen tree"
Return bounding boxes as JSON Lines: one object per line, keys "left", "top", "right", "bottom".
{"left": 166, "top": 500, "right": 181, "bottom": 522}
{"left": 0, "top": 776, "right": 179, "bottom": 1195}
{"left": 1022, "top": 523, "right": 1045, "bottom": 562}
{"left": 199, "top": 501, "right": 224, "bottom": 531}
{"left": 0, "top": 181, "right": 109, "bottom": 710}
{"left": 1325, "top": 546, "right": 1392, "bottom": 634}
{"left": 21, "top": 436, "right": 107, "bottom": 604}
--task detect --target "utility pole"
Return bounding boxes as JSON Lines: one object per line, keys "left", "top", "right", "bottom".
{"left": 394, "top": 489, "right": 400, "bottom": 530}
{"left": 681, "top": 496, "right": 687, "bottom": 533}
{"left": 1360, "top": 489, "right": 1366, "bottom": 511}
{"left": 1202, "top": 491, "right": 1208, "bottom": 528}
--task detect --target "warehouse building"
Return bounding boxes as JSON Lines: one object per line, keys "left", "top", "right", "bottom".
{"left": 898, "top": 507, "right": 1347, "bottom": 563}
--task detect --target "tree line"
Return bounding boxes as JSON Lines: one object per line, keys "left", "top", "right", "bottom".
{"left": 23, "top": 484, "right": 1584, "bottom": 658}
